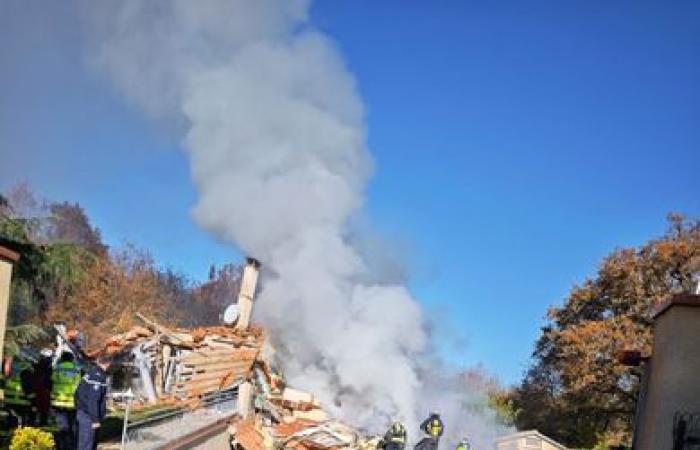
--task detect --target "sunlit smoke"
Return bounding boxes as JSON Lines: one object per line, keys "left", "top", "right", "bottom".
{"left": 83, "top": 0, "right": 511, "bottom": 446}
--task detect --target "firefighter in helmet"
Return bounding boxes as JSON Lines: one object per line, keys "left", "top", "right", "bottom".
{"left": 420, "top": 412, "right": 443, "bottom": 440}
{"left": 414, "top": 412, "right": 443, "bottom": 450}
{"left": 456, "top": 438, "right": 472, "bottom": 450}
{"left": 379, "top": 422, "right": 407, "bottom": 450}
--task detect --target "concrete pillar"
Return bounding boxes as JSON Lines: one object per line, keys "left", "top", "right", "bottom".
{"left": 238, "top": 381, "right": 254, "bottom": 418}
{"left": 0, "top": 245, "right": 20, "bottom": 367}
{"left": 634, "top": 294, "right": 700, "bottom": 450}
{"left": 235, "top": 258, "right": 261, "bottom": 331}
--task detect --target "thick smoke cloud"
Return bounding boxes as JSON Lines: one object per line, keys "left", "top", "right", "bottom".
{"left": 83, "top": 0, "right": 510, "bottom": 445}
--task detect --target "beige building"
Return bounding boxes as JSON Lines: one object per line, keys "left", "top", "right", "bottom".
{"left": 632, "top": 293, "right": 700, "bottom": 450}
{"left": 494, "top": 430, "right": 567, "bottom": 450}
{"left": 0, "top": 244, "right": 20, "bottom": 363}
{"left": 0, "top": 243, "right": 20, "bottom": 402}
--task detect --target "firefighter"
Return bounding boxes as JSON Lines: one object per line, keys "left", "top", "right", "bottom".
{"left": 415, "top": 412, "right": 443, "bottom": 450}
{"left": 3, "top": 355, "right": 36, "bottom": 426}
{"left": 75, "top": 355, "right": 110, "bottom": 450}
{"left": 52, "top": 352, "right": 81, "bottom": 450}
{"left": 379, "top": 422, "right": 407, "bottom": 450}
{"left": 420, "top": 412, "right": 443, "bottom": 440}
{"left": 456, "top": 439, "right": 472, "bottom": 450}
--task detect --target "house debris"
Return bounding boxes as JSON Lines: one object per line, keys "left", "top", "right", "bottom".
{"left": 98, "top": 257, "right": 372, "bottom": 450}
{"left": 230, "top": 416, "right": 362, "bottom": 450}
{"left": 103, "top": 315, "right": 367, "bottom": 449}
{"left": 102, "top": 317, "right": 265, "bottom": 405}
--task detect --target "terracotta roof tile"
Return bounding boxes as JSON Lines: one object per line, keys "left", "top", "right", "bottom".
{"left": 234, "top": 418, "right": 266, "bottom": 450}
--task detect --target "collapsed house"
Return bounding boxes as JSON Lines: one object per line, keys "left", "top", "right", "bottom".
{"left": 103, "top": 319, "right": 264, "bottom": 406}
{"left": 100, "top": 257, "right": 373, "bottom": 450}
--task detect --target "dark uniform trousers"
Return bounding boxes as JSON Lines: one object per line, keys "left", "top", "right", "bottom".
{"left": 77, "top": 409, "right": 98, "bottom": 450}
{"left": 415, "top": 437, "right": 439, "bottom": 450}
{"left": 54, "top": 408, "right": 77, "bottom": 450}
{"left": 386, "top": 443, "right": 406, "bottom": 450}
{"left": 74, "top": 366, "right": 108, "bottom": 450}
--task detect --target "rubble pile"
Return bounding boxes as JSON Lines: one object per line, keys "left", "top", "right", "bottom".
{"left": 103, "top": 314, "right": 372, "bottom": 450}
{"left": 230, "top": 416, "right": 362, "bottom": 450}
{"left": 100, "top": 259, "right": 373, "bottom": 450}
{"left": 103, "top": 315, "right": 264, "bottom": 404}
{"left": 236, "top": 383, "right": 366, "bottom": 450}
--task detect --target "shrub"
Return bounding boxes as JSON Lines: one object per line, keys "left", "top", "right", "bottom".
{"left": 9, "top": 426, "right": 55, "bottom": 450}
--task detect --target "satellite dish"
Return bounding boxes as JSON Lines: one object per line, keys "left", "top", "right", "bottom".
{"left": 223, "top": 304, "right": 239, "bottom": 325}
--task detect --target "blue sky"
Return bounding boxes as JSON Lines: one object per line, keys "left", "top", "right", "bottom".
{"left": 2, "top": 1, "right": 699, "bottom": 384}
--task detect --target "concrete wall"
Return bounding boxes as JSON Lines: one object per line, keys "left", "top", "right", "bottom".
{"left": 635, "top": 297, "right": 700, "bottom": 450}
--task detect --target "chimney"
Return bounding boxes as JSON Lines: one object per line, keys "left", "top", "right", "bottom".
{"left": 0, "top": 245, "right": 20, "bottom": 368}
{"left": 235, "top": 257, "right": 261, "bottom": 331}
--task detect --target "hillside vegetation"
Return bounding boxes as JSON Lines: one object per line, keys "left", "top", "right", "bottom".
{"left": 0, "top": 184, "right": 241, "bottom": 352}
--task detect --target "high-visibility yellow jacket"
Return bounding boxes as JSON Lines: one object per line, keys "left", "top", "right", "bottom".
{"left": 3, "top": 360, "right": 34, "bottom": 407}
{"left": 51, "top": 361, "right": 81, "bottom": 409}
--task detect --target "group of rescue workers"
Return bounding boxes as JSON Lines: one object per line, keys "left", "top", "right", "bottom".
{"left": 378, "top": 412, "right": 473, "bottom": 450}
{"left": 1, "top": 343, "right": 110, "bottom": 450}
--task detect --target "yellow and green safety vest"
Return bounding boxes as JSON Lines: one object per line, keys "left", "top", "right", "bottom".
{"left": 51, "top": 361, "right": 81, "bottom": 409}
{"left": 4, "top": 360, "right": 34, "bottom": 407}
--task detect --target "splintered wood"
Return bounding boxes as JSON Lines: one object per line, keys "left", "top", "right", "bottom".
{"left": 103, "top": 314, "right": 368, "bottom": 450}
{"left": 103, "top": 313, "right": 264, "bottom": 404}
{"left": 176, "top": 347, "right": 259, "bottom": 397}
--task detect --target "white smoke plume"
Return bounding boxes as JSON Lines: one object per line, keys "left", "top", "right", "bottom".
{"left": 82, "top": 0, "right": 511, "bottom": 446}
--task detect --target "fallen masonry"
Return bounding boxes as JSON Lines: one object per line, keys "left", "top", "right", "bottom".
{"left": 101, "top": 314, "right": 374, "bottom": 450}
{"left": 103, "top": 315, "right": 265, "bottom": 406}
{"left": 98, "top": 259, "right": 373, "bottom": 449}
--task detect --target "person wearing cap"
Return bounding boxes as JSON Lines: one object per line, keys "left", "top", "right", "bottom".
{"left": 75, "top": 355, "right": 110, "bottom": 450}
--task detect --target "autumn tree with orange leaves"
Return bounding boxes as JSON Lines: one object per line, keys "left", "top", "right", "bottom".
{"left": 1, "top": 185, "right": 244, "bottom": 351}
{"left": 511, "top": 215, "right": 700, "bottom": 448}
{"left": 45, "top": 246, "right": 184, "bottom": 348}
